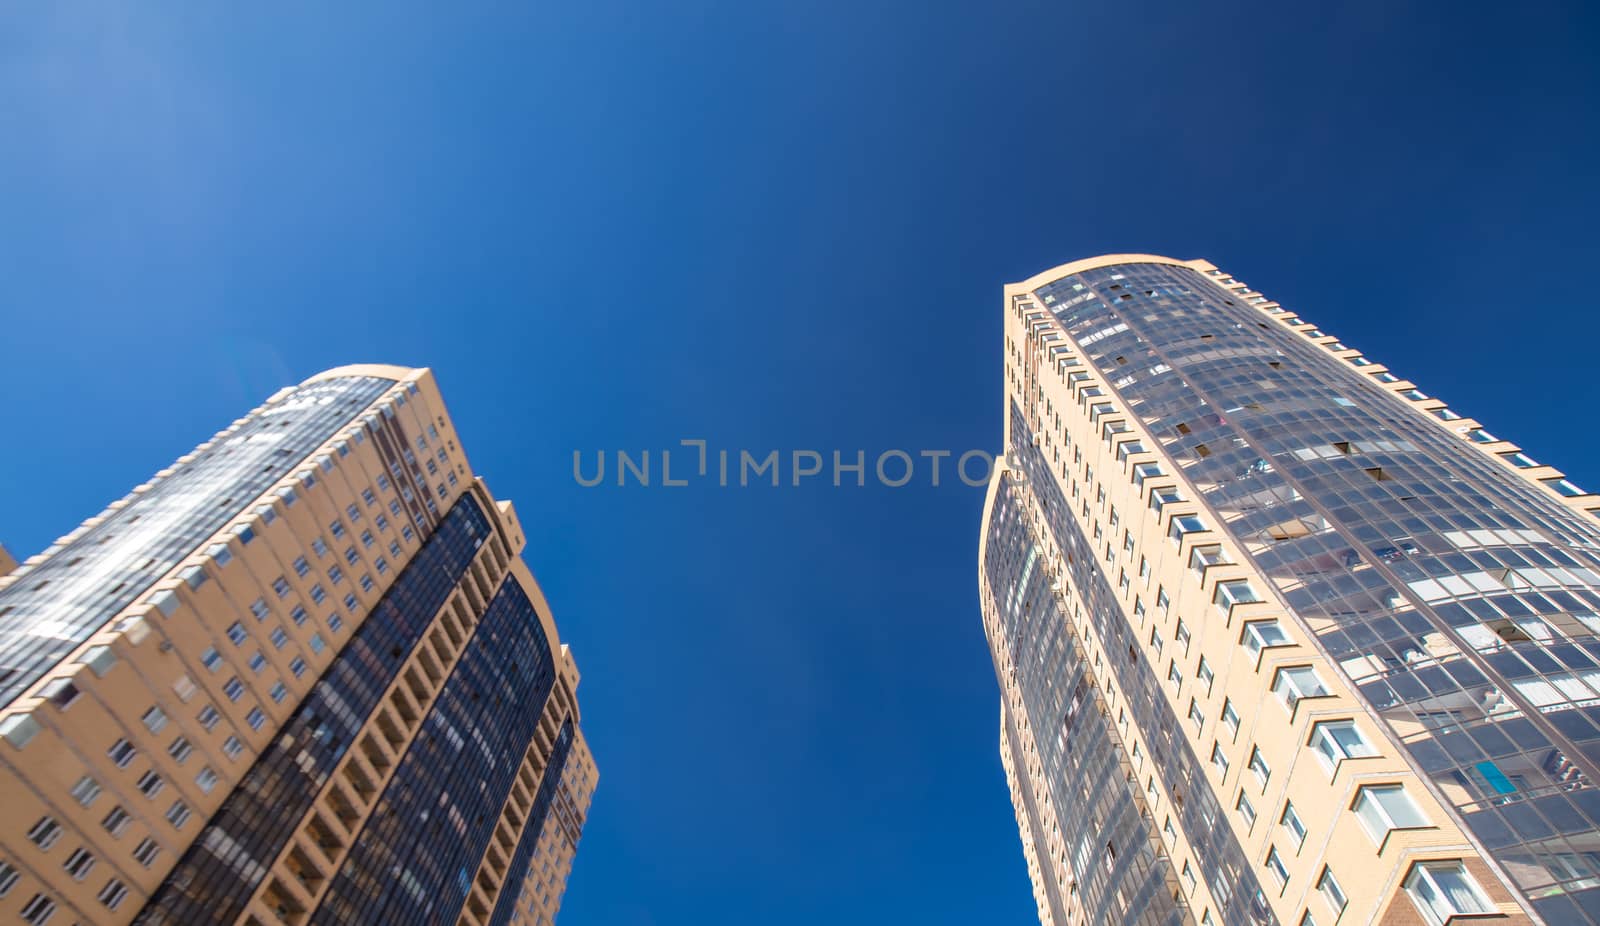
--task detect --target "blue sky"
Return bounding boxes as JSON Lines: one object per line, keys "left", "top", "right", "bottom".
{"left": 2, "top": 2, "right": 1598, "bottom": 924}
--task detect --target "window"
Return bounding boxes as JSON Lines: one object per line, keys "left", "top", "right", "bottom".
{"left": 223, "top": 736, "right": 244, "bottom": 760}
{"left": 1188, "top": 699, "right": 1205, "bottom": 732}
{"left": 1181, "top": 861, "right": 1197, "bottom": 892}
{"left": 108, "top": 738, "right": 137, "bottom": 769}
{"left": 1404, "top": 861, "right": 1492, "bottom": 924}
{"left": 1211, "top": 743, "right": 1230, "bottom": 777}
{"left": 1175, "top": 620, "right": 1192, "bottom": 653}
{"left": 293, "top": 556, "right": 311, "bottom": 578}
{"left": 362, "top": 488, "right": 377, "bottom": 507}
{"left": 272, "top": 576, "right": 290, "bottom": 598}
{"left": 1318, "top": 867, "right": 1347, "bottom": 916}
{"left": 1249, "top": 747, "right": 1271, "bottom": 787}
{"left": 290, "top": 657, "right": 307, "bottom": 678}
{"left": 1281, "top": 801, "right": 1307, "bottom": 849}
{"left": 136, "top": 770, "right": 164, "bottom": 799}
{"left": 328, "top": 565, "right": 345, "bottom": 585}
{"left": 197, "top": 704, "right": 221, "bottom": 731}
{"left": 270, "top": 627, "right": 288, "bottom": 649}
{"left": 374, "top": 557, "right": 389, "bottom": 575}
{"left": 346, "top": 503, "right": 361, "bottom": 523}
{"left": 343, "top": 593, "right": 358, "bottom": 612}
{"left": 329, "top": 519, "right": 346, "bottom": 539}
{"left": 401, "top": 525, "right": 415, "bottom": 543}
{"left": 1243, "top": 620, "right": 1291, "bottom": 657}
{"left": 310, "top": 584, "right": 327, "bottom": 604}
{"left": 1222, "top": 699, "right": 1241, "bottom": 738}
{"left": 196, "top": 767, "right": 219, "bottom": 794}
{"left": 20, "top": 893, "right": 56, "bottom": 925}
{"left": 249, "top": 598, "right": 270, "bottom": 620}
{"left": 1310, "top": 720, "right": 1378, "bottom": 768}
{"left": 1167, "top": 661, "right": 1183, "bottom": 689}
{"left": 391, "top": 499, "right": 403, "bottom": 517}
{"left": 223, "top": 677, "right": 245, "bottom": 701}
{"left": 133, "top": 838, "right": 160, "bottom": 867}
{"left": 248, "top": 651, "right": 266, "bottom": 673}
{"left": 1236, "top": 790, "right": 1257, "bottom": 828}
{"left": 0, "top": 860, "right": 17, "bottom": 898}
{"left": 388, "top": 541, "right": 402, "bottom": 559}
{"left": 1169, "top": 514, "right": 1206, "bottom": 543}
{"left": 226, "top": 622, "right": 247, "bottom": 645}
{"left": 168, "top": 736, "right": 193, "bottom": 765}
{"left": 360, "top": 530, "right": 374, "bottom": 549}
{"left": 1215, "top": 579, "right": 1262, "bottom": 611}
{"left": 1197, "top": 658, "right": 1215, "bottom": 695}
{"left": 378, "top": 473, "right": 391, "bottom": 490}
{"left": 270, "top": 682, "right": 288, "bottom": 703}
{"left": 1266, "top": 845, "right": 1289, "bottom": 888}
{"left": 359, "top": 573, "right": 375, "bottom": 593}
{"left": 70, "top": 776, "right": 102, "bottom": 807}
{"left": 99, "top": 877, "right": 129, "bottom": 910}
{"left": 167, "top": 800, "right": 192, "bottom": 829}
{"left": 1354, "top": 785, "right": 1428, "bottom": 841}
{"left": 28, "top": 816, "right": 63, "bottom": 850}
{"left": 1190, "top": 544, "right": 1228, "bottom": 572}
{"left": 201, "top": 647, "right": 222, "bottom": 672}
{"left": 290, "top": 606, "right": 308, "bottom": 626}
{"left": 1149, "top": 626, "right": 1164, "bottom": 657}
{"left": 102, "top": 805, "right": 131, "bottom": 837}
{"left": 1273, "top": 666, "right": 1330, "bottom": 709}
{"left": 247, "top": 708, "right": 266, "bottom": 731}
{"left": 311, "top": 537, "right": 329, "bottom": 558}
{"left": 63, "top": 847, "right": 95, "bottom": 880}
{"left": 326, "top": 616, "right": 342, "bottom": 634}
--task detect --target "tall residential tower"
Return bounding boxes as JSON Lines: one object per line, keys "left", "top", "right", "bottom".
{"left": 0, "top": 365, "right": 595, "bottom": 926}
{"left": 980, "top": 256, "right": 1600, "bottom": 926}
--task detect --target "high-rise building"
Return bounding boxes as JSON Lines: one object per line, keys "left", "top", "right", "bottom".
{"left": 980, "top": 255, "right": 1600, "bottom": 926}
{"left": 0, "top": 365, "right": 595, "bottom": 926}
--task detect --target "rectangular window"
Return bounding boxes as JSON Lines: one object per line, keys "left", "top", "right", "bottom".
{"left": 346, "top": 503, "right": 362, "bottom": 523}
{"left": 1167, "top": 661, "right": 1183, "bottom": 690}
{"left": 101, "top": 805, "right": 130, "bottom": 837}
{"left": 1281, "top": 801, "right": 1307, "bottom": 849}
{"left": 197, "top": 704, "right": 220, "bottom": 731}
{"left": 1211, "top": 743, "right": 1230, "bottom": 777}
{"left": 290, "top": 657, "right": 307, "bottom": 678}
{"left": 136, "top": 770, "right": 163, "bottom": 798}
{"left": 1197, "top": 658, "right": 1215, "bottom": 695}
{"left": 343, "top": 593, "right": 358, "bottom": 612}
{"left": 140, "top": 706, "right": 167, "bottom": 734}
{"left": 1266, "top": 846, "right": 1289, "bottom": 888}
{"left": 226, "top": 622, "right": 247, "bottom": 645}
{"left": 270, "top": 682, "right": 288, "bottom": 703}
{"left": 310, "top": 584, "right": 327, "bottom": 604}
{"left": 312, "top": 537, "right": 329, "bottom": 558}
{"left": 1236, "top": 790, "right": 1257, "bottom": 829}
{"left": 132, "top": 838, "right": 160, "bottom": 867}
{"left": 272, "top": 576, "right": 290, "bottom": 598}
{"left": 1355, "top": 785, "right": 1428, "bottom": 841}
{"left": 21, "top": 894, "right": 56, "bottom": 924}
{"left": 223, "top": 678, "right": 244, "bottom": 701}
{"left": 362, "top": 488, "right": 377, "bottom": 507}
{"left": 166, "top": 800, "right": 191, "bottom": 829}
{"left": 1222, "top": 699, "right": 1240, "bottom": 738}
{"left": 200, "top": 647, "right": 222, "bottom": 672}
{"left": 290, "top": 606, "right": 308, "bottom": 626}
{"left": 1249, "top": 747, "right": 1271, "bottom": 788}
{"left": 1243, "top": 620, "right": 1291, "bottom": 657}
{"left": 107, "top": 738, "right": 136, "bottom": 769}
{"left": 247, "top": 708, "right": 266, "bottom": 731}
{"left": 249, "top": 598, "right": 270, "bottom": 620}
{"left": 1273, "top": 666, "right": 1331, "bottom": 710}
{"left": 100, "top": 882, "right": 129, "bottom": 914}
{"left": 63, "top": 847, "right": 95, "bottom": 880}
{"left": 328, "top": 565, "right": 344, "bottom": 585}
{"left": 1215, "top": 579, "right": 1262, "bottom": 611}
{"left": 1404, "top": 862, "right": 1492, "bottom": 924}
{"left": 329, "top": 519, "right": 346, "bottom": 539}
{"left": 360, "top": 530, "right": 374, "bottom": 549}
{"left": 223, "top": 736, "right": 244, "bottom": 760}
{"left": 1318, "top": 867, "right": 1347, "bottom": 916}
{"left": 195, "top": 767, "right": 219, "bottom": 794}
{"left": 1311, "top": 720, "right": 1378, "bottom": 768}
{"left": 248, "top": 652, "right": 266, "bottom": 673}
{"left": 293, "top": 556, "right": 311, "bottom": 577}
{"left": 1175, "top": 620, "right": 1191, "bottom": 653}
{"left": 270, "top": 627, "right": 288, "bottom": 649}
{"left": 70, "top": 776, "right": 102, "bottom": 807}
{"left": 27, "top": 816, "right": 62, "bottom": 850}
{"left": 1188, "top": 699, "right": 1205, "bottom": 732}
{"left": 167, "top": 736, "right": 193, "bottom": 765}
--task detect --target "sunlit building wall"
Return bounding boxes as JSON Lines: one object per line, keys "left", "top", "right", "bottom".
{"left": 981, "top": 255, "right": 1600, "bottom": 925}
{"left": 0, "top": 365, "right": 595, "bottom": 926}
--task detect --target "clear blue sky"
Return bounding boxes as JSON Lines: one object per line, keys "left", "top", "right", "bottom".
{"left": 2, "top": 3, "right": 1597, "bottom": 924}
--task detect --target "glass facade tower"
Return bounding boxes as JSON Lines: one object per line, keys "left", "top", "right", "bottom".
{"left": 0, "top": 365, "right": 595, "bottom": 926}
{"left": 981, "top": 255, "right": 1600, "bottom": 926}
